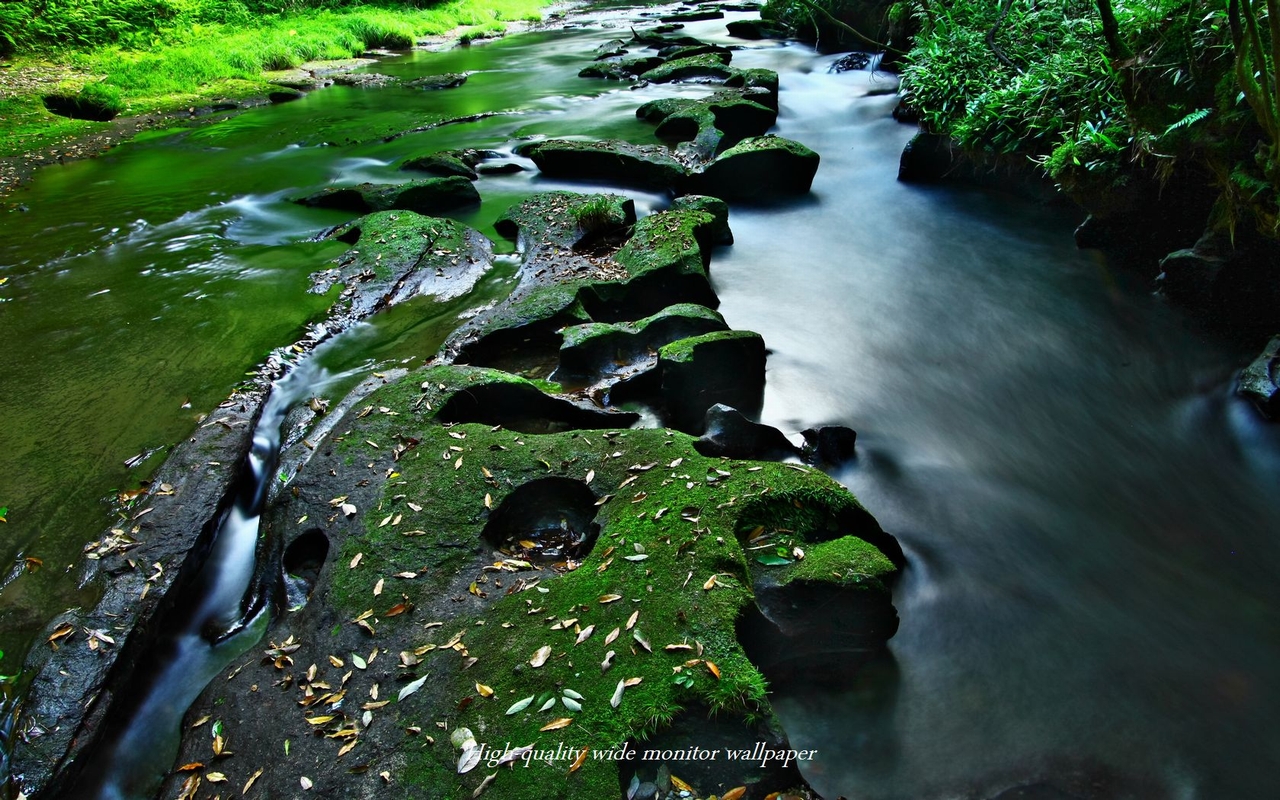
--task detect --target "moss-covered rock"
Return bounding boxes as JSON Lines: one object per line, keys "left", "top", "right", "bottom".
{"left": 694, "top": 135, "right": 820, "bottom": 200}
{"left": 660, "top": 8, "right": 725, "bottom": 22}
{"left": 524, "top": 139, "right": 690, "bottom": 190}
{"left": 637, "top": 91, "right": 776, "bottom": 157}
{"left": 658, "top": 330, "right": 767, "bottom": 433}
{"left": 405, "top": 72, "right": 468, "bottom": 90}
{"left": 555, "top": 303, "right": 729, "bottom": 386}
{"left": 655, "top": 44, "right": 733, "bottom": 63}
{"left": 399, "top": 148, "right": 495, "bottom": 180}
{"left": 670, "top": 195, "right": 733, "bottom": 246}
{"left": 641, "top": 54, "right": 738, "bottom": 84}
{"left": 726, "top": 19, "right": 790, "bottom": 40}
{"left": 294, "top": 176, "right": 481, "bottom": 215}
{"left": 578, "top": 55, "right": 665, "bottom": 80}
{"left": 314, "top": 211, "right": 493, "bottom": 316}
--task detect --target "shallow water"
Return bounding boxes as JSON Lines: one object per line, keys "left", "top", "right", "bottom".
{"left": 1, "top": 4, "right": 1277, "bottom": 799}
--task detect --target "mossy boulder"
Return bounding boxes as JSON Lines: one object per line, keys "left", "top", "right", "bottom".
{"left": 726, "top": 19, "right": 790, "bottom": 40}
{"left": 593, "top": 38, "right": 629, "bottom": 59}
{"left": 670, "top": 195, "right": 733, "bottom": 246}
{"left": 637, "top": 91, "right": 776, "bottom": 157}
{"left": 898, "top": 131, "right": 955, "bottom": 183}
{"left": 661, "top": 8, "right": 725, "bottom": 22}
{"left": 294, "top": 176, "right": 481, "bottom": 215}
{"left": 693, "top": 135, "right": 820, "bottom": 200}
{"left": 555, "top": 304, "right": 729, "bottom": 386}
{"left": 582, "top": 207, "right": 722, "bottom": 319}
{"left": 658, "top": 330, "right": 767, "bottom": 433}
{"left": 523, "top": 139, "right": 690, "bottom": 190}
{"left": 578, "top": 56, "right": 664, "bottom": 80}
{"left": 1238, "top": 335, "right": 1280, "bottom": 419}
{"left": 655, "top": 44, "right": 733, "bottom": 63}
{"left": 399, "top": 148, "right": 495, "bottom": 180}
{"left": 641, "top": 54, "right": 738, "bottom": 83}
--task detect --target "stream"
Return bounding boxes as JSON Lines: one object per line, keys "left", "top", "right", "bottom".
{"left": 1, "top": 3, "right": 1277, "bottom": 798}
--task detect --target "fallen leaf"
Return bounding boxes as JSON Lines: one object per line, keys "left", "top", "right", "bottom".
{"left": 206, "top": 772, "right": 227, "bottom": 783}
{"left": 496, "top": 744, "right": 535, "bottom": 767}
{"left": 458, "top": 743, "right": 482, "bottom": 774}
{"left": 540, "top": 718, "right": 573, "bottom": 731}
{"left": 723, "top": 787, "right": 747, "bottom": 800}
{"left": 398, "top": 673, "right": 429, "bottom": 702}
{"left": 506, "top": 695, "right": 534, "bottom": 715}
{"left": 575, "top": 625, "right": 595, "bottom": 645}
{"left": 626, "top": 610, "right": 639, "bottom": 630}
{"left": 632, "top": 630, "right": 651, "bottom": 652}
{"left": 529, "top": 645, "right": 551, "bottom": 668}
{"left": 373, "top": 578, "right": 384, "bottom": 596}
{"left": 610, "top": 679, "right": 626, "bottom": 708}
{"left": 599, "top": 594, "right": 622, "bottom": 604}
{"left": 476, "top": 683, "right": 494, "bottom": 698}
{"left": 568, "top": 746, "right": 590, "bottom": 774}
{"left": 604, "top": 627, "right": 620, "bottom": 646}
{"left": 300, "top": 776, "right": 313, "bottom": 790}
{"left": 473, "top": 772, "right": 498, "bottom": 797}
{"left": 349, "top": 552, "right": 363, "bottom": 569}
{"left": 706, "top": 660, "right": 721, "bottom": 680}
{"left": 243, "top": 767, "right": 263, "bottom": 795}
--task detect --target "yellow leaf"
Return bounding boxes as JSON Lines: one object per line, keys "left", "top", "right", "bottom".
{"left": 475, "top": 682, "right": 494, "bottom": 698}
{"left": 706, "top": 660, "right": 721, "bottom": 680}
{"left": 206, "top": 772, "right": 227, "bottom": 783}
{"left": 306, "top": 715, "right": 335, "bottom": 725}
{"left": 671, "top": 775, "right": 694, "bottom": 792}
{"left": 598, "top": 594, "right": 622, "bottom": 604}
{"left": 539, "top": 718, "right": 573, "bottom": 731}
{"left": 568, "top": 745, "right": 590, "bottom": 774}
{"left": 243, "top": 767, "right": 264, "bottom": 795}
{"left": 723, "top": 787, "right": 747, "bottom": 800}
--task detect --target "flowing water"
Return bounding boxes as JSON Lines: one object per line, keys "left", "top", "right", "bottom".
{"left": 1, "top": 4, "right": 1277, "bottom": 799}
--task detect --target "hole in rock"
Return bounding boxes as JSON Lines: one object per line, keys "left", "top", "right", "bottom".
{"left": 436, "top": 381, "right": 638, "bottom": 433}
{"left": 282, "top": 528, "right": 329, "bottom": 608}
{"left": 482, "top": 478, "right": 600, "bottom": 568}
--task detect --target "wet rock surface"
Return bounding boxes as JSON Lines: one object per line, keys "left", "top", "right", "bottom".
{"left": 294, "top": 176, "right": 481, "bottom": 215}
{"left": 1238, "top": 335, "right": 1280, "bottom": 418}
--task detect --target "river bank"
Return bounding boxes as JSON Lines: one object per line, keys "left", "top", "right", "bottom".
{"left": 0, "top": 0, "right": 563, "bottom": 197}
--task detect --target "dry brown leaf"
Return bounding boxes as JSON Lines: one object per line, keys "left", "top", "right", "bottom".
{"left": 706, "top": 660, "right": 721, "bottom": 680}
{"left": 568, "top": 745, "right": 590, "bottom": 774}
{"left": 349, "top": 552, "right": 363, "bottom": 569}
{"left": 625, "top": 610, "right": 639, "bottom": 630}
{"left": 529, "top": 645, "right": 551, "bottom": 668}
{"left": 599, "top": 594, "right": 622, "bottom": 604}
{"left": 723, "top": 787, "right": 747, "bottom": 800}
{"left": 604, "top": 627, "right": 620, "bottom": 646}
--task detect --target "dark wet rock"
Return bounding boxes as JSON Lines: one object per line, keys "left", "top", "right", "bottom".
{"left": 294, "top": 175, "right": 480, "bottom": 215}
{"left": 1238, "top": 336, "right": 1280, "bottom": 419}
{"left": 399, "top": 148, "right": 495, "bottom": 180}
{"left": 670, "top": 195, "right": 733, "bottom": 246}
{"left": 1156, "top": 228, "right": 1280, "bottom": 332}
{"left": 632, "top": 781, "right": 660, "bottom": 800}
{"left": 641, "top": 53, "right": 737, "bottom": 83}
{"left": 405, "top": 72, "right": 468, "bottom": 90}
{"left": 695, "top": 403, "right": 799, "bottom": 460}
{"left": 647, "top": 23, "right": 686, "bottom": 34}
{"left": 892, "top": 95, "right": 921, "bottom": 124}
{"left": 661, "top": 9, "right": 725, "bottom": 22}
{"left": 801, "top": 425, "right": 858, "bottom": 466}
{"left": 315, "top": 212, "right": 493, "bottom": 313}
{"left": 555, "top": 303, "right": 728, "bottom": 386}
{"left": 658, "top": 330, "right": 766, "bottom": 433}
{"left": 832, "top": 51, "right": 874, "bottom": 71}
{"left": 722, "top": 1, "right": 765, "bottom": 10}
{"left": 578, "top": 55, "right": 665, "bottom": 80}
{"left": 898, "top": 131, "right": 954, "bottom": 182}
{"left": 637, "top": 90, "right": 776, "bottom": 157}
{"left": 268, "top": 88, "right": 306, "bottom": 104}
{"left": 693, "top": 135, "right": 820, "bottom": 200}
{"left": 726, "top": 18, "right": 790, "bottom": 39}
{"left": 594, "top": 38, "right": 629, "bottom": 59}
{"left": 523, "top": 139, "right": 689, "bottom": 190}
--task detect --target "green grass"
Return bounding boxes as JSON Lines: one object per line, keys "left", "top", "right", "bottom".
{"left": 0, "top": 0, "right": 550, "bottom": 159}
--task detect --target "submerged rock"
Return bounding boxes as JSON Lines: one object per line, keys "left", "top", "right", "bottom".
{"left": 1239, "top": 336, "right": 1280, "bottom": 419}
{"left": 405, "top": 72, "right": 468, "bottom": 90}
{"left": 578, "top": 55, "right": 664, "bottom": 80}
{"left": 294, "top": 176, "right": 481, "bottom": 215}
